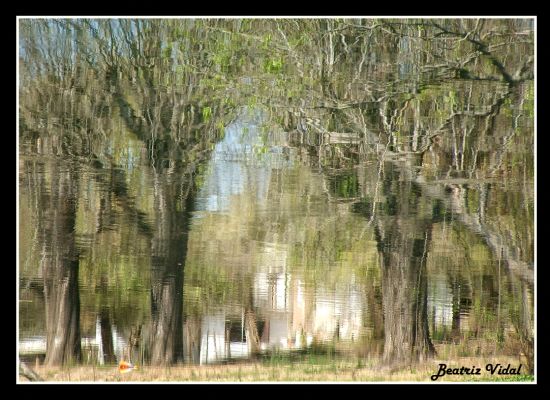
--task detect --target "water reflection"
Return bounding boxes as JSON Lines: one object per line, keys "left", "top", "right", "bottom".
{"left": 195, "top": 111, "right": 280, "bottom": 213}
{"left": 18, "top": 18, "right": 534, "bottom": 375}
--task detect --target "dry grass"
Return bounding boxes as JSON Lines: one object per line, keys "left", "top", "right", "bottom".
{"left": 19, "top": 355, "right": 534, "bottom": 383}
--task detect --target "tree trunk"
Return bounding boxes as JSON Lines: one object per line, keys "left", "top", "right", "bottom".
{"left": 100, "top": 308, "right": 116, "bottom": 364}
{"left": 375, "top": 164, "right": 435, "bottom": 366}
{"left": 149, "top": 175, "right": 194, "bottom": 365}
{"left": 245, "top": 308, "right": 261, "bottom": 356}
{"left": 184, "top": 316, "right": 202, "bottom": 364}
{"left": 518, "top": 280, "right": 534, "bottom": 374}
{"left": 39, "top": 162, "right": 81, "bottom": 366}
{"left": 378, "top": 222, "right": 435, "bottom": 366}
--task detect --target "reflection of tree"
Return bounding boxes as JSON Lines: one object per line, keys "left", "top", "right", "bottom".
{"left": 19, "top": 18, "right": 534, "bottom": 370}
{"left": 99, "top": 307, "right": 116, "bottom": 364}
{"left": 244, "top": 288, "right": 261, "bottom": 356}
{"left": 374, "top": 164, "right": 435, "bottom": 365}
{"left": 148, "top": 173, "right": 194, "bottom": 365}
{"left": 29, "top": 159, "right": 82, "bottom": 365}
{"left": 516, "top": 280, "right": 533, "bottom": 374}
{"left": 269, "top": 19, "right": 533, "bottom": 368}
{"left": 20, "top": 19, "right": 238, "bottom": 366}
{"left": 184, "top": 316, "right": 202, "bottom": 364}
{"left": 448, "top": 274, "right": 470, "bottom": 343}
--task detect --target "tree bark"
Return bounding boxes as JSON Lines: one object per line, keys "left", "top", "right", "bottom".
{"left": 100, "top": 308, "right": 116, "bottom": 364}
{"left": 378, "top": 222, "right": 435, "bottom": 365}
{"left": 184, "top": 316, "right": 202, "bottom": 364}
{"left": 245, "top": 309, "right": 261, "bottom": 356}
{"left": 376, "top": 164, "right": 435, "bottom": 366}
{"left": 39, "top": 162, "right": 81, "bottom": 366}
{"left": 149, "top": 174, "right": 194, "bottom": 365}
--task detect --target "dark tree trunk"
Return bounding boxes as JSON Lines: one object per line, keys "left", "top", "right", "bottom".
{"left": 377, "top": 222, "right": 435, "bottom": 365}
{"left": 375, "top": 164, "right": 435, "bottom": 366}
{"left": 100, "top": 308, "right": 116, "bottom": 364}
{"left": 38, "top": 162, "right": 81, "bottom": 366}
{"left": 149, "top": 175, "right": 194, "bottom": 365}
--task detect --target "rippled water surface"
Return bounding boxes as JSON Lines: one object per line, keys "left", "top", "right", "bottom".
{"left": 18, "top": 19, "right": 534, "bottom": 373}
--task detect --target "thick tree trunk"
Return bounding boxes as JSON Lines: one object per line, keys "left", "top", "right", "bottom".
{"left": 149, "top": 175, "right": 194, "bottom": 365}
{"left": 376, "top": 164, "right": 435, "bottom": 366}
{"left": 39, "top": 163, "right": 81, "bottom": 366}
{"left": 378, "top": 222, "right": 435, "bottom": 365}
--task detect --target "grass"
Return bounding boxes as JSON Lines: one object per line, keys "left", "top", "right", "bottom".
{"left": 19, "top": 355, "right": 535, "bottom": 383}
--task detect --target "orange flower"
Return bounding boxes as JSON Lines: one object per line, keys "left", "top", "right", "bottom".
{"left": 118, "top": 361, "right": 137, "bottom": 373}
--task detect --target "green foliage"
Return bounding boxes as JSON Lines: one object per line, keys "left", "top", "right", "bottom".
{"left": 328, "top": 172, "right": 359, "bottom": 199}
{"left": 162, "top": 43, "right": 173, "bottom": 59}
{"left": 202, "top": 106, "right": 212, "bottom": 122}
{"left": 18, "top": 19, "right": 533, "bottom": 373}
{"left": 262, "top": 33, "right": 272, "bottom": 50}
{"left": 264, "top": 57, "right": 284, "bottom": 73}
